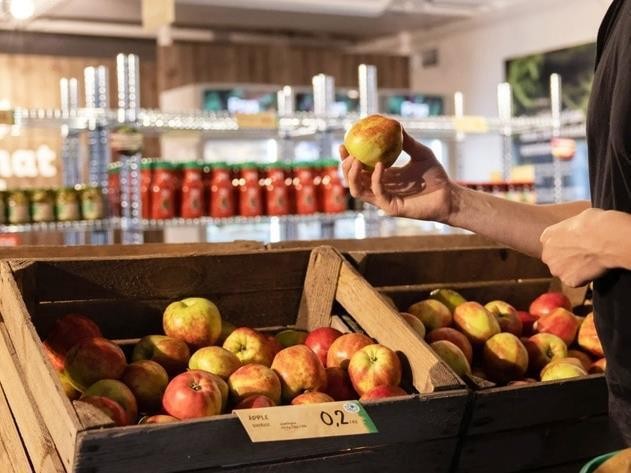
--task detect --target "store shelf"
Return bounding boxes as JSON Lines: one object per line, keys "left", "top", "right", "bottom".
{"left": 0, "top": 218, "right": 115, "bottom": 234}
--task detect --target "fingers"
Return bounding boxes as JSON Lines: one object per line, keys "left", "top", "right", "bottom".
{"left": 339, "top": 144, "right": 349, "bottom": 160}
{"left": 402, "top": 130, "right": 433, "bottom": 162}
{"left": 347, "top": 159, "right": 375, "bottom": 203}
{"left": 371, "top": 162, "right": 388, "bottom": 204}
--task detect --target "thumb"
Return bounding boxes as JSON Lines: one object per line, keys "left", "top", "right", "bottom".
{"left": 403, "top": 130, "right": 433, "bottom": 161}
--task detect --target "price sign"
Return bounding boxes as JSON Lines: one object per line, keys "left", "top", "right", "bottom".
{"left": 0, "top": 110, "right": 14, "bottom": 126}
{"left": 234, "top": 400, "right": 377, "bottom": 442}
{"left": 454, "top": 115, "right": 489, "bottom": 134}
{"left": 235, "top": 112, "right": 278, "bottom": 130}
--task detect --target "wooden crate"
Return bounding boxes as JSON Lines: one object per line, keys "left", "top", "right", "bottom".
{"left": 350, "top": 247, "right": 624, "bottom": 473}
{"left": 0, "top": 246, "right": 468, "bottom": 473}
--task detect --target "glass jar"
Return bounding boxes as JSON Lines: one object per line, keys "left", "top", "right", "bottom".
{"left": 181, "top": 162, "right": 204, "bottom": 219}
{"left": 320, "top": 160, "right": 347, "bottom": 214}
{"left": 108, "top": 162, "right": 121, "bottom": 217}
{"left": 56, "top": 187, "right": 80, "bottom": 222}
{"left": 210, "top": 162, "right": 235, "bottom": 219}
{"left": 31, "top": 189, "right": 55, "bottom": 223}
{"left": 151, "top": 162, "right": 176, "bottom": 220}
{"left": 81, "top": 186, "right": 105, "bottom": 220}
{"left": 140, "top": 159, "right": 153, "bottom": 219}
{"left": 264, "top": 163, "right": 289, "bottom": 216}
{"left": 8, "top": 190, "right": 30, "bottom": 224}
{"left": 293, "top": 162, "right": 317, "bottom": 215}
{"left": 238, "top": 162, "right": 263, "bottom": 217}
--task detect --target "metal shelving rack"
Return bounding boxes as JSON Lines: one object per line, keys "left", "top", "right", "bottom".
{"left": 1, "top": 54, "right": 584, "bottom": 244}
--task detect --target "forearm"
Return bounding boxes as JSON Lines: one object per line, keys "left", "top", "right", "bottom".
{"left": 447, "top": 185, "right": 590, "bottom": 257}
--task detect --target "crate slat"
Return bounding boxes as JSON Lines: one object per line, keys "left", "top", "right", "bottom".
{"left": 0, "top": 383, "right": 35, "bottom": 473}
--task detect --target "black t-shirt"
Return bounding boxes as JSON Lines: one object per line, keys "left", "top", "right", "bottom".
{"left": 588, "top": 0, "right": 631, "bottom": 403}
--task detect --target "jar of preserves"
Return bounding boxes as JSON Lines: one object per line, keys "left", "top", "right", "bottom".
{"left": 181, "top": 162, "right": 204, "bottom": 219}
{"left": 140, "top": 159, "right": 153, "bottom": 219}
{"left": 108, "top": 162, "right": 121, "bottom": 217}
{"left": 31, "top": 189, "right": 55, "bottom": 223}
{"left": 8, "top": 190, "right": 30, "bottom": 224}
{"left": 293, "top": 162, "right": 317, "bottom": 215}
{"left": 81, "top": 186, "right": 105, "bottom": 220}
{"left": 238, "top": 162, "right": 263, "bottom": 217}
{"left": 264, "top": 162, "right": 289, "bottom": 216}
{"left": 150, "top": 162, "right": 175, "bottom": 220}
{"left": 320, "top": 160, "right": 346, "bottom": 214}
{"left": 56, "top": 187, "right": 80, "bottom": 222}
{"left": 210, "top": 162, "right": 235, "bottom": 219}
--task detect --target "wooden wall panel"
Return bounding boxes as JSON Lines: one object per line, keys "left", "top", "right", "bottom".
{"left": 158, "top": 41, "right": 409, "bottom": 91}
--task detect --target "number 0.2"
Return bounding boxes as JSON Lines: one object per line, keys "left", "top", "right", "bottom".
{"left": 320, "top": 410, "right": 349, "bottom": 426}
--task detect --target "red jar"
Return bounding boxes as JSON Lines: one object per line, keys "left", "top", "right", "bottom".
{"left": 181, "top": 162, "right": 204, "bottom": 219}
{"left": 150, "top": 162, "right": 175, "bottom": 219}
{"left": 264, "top": 163, "right": 289, "bottom": 216}
{"left": 320, "top": 160, "right": 346, "bottom": 213}
{"left": 210, "top": 162, "right": 235, "bottom": 219}
{"left": 107, "top": 162, "right": 121, "bottom": 217}
{"left": 293, "top": 162, "right": 317, "bottom": 215}
{"left": 238, "top": 163, "right": 263, "bottom": 217}
{"left": 140, "top": 159, "right": 153, "bottom": 219}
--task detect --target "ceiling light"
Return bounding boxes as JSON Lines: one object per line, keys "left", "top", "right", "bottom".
{"left": 10, "top": 0, "right": 36, "bottom": 20}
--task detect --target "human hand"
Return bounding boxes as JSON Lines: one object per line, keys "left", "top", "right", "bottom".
{"left": 340, "top": 130, "right": 454, "bottom": 222}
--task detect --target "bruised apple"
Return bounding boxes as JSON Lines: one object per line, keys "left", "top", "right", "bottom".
{"left": 163, "top": 297, "right": 222, "bottom": 348}
{"left": 234, "top": 394, "right": 276, "bottom": 410}
{"left": 534, "top": 308, "right": 579, "bottom": 346}
{"left": 272, "top": 345, "right": 327, "bottom": 402}
{"left": 304, "top": 327, "right": 343, "bottom": 366}
{"left": 483, "top": 333, "right": 529, "bottom": 384}
{"left": 454, "top": 302, "right": 500, "bottom": 345}
{"left": 64, "top": 337, "right": 126, "bottom": 392}
{"left": 228, "top": 364, "right": 281, "bottom": 404}
{"left": 430, "top": 340, "right": 471, "bottom": 377}
{"left": 43, "top": 314, "right": 102, "bottom": 371}
{"left": 348, "top": 344, "right": 401, "bottom": 397}
{"left": 407, "top": 299, "right": 451, "bottom": 331}
{"left": 82, "top": 379, "right": 138, "bottom": 425}
{"left": 132, "top": 335, "right": 190, "bottom": 376}
{"left": 223, "top": 327, "right": 275, "bottom": 367}
{"left": 485, "top": 300, "right": 522, "bottom": 336}
{"left": 326, "top": 333, "right": 373, "bottom": 369}
{"left": 324, "top": 367, "right": 356, "bottom": 401}
{"left": 344, "top": 114, "right": 403, "bottom": 168}
{"left": 121, "top": 360, "right": 168, "bottom": 414}
{"left": 360, "top": 385, "right": 407, "bottom": 401}
{"left": 162, "top": 370, "right": 223, "bottom": 419}
{"left": 529, "top": 292, "right": 572, "bottom": 318}
{"left": 426, "top": 327, "right": 473, "bottom": 365}
{"left": 291, "top": 392, "right": 334, "bottom": 405}
{"left": 188, "top": 346, "right": 241, "bottom": 380}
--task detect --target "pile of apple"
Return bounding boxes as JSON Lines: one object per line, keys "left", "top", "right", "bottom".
{"left": 398, "top": 289, "right": 605, "bottom": 386}
{"left": 42, "top": 297, "right": 408, "bottom": 427}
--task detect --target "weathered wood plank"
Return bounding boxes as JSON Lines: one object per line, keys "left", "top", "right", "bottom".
{"left": 0, "top": 263, "right": 79, "bottom": 472}
{"left": 335, "top": 260, "right": 462, "bottom": 394}
{"left": 0, "top": 383, "right": 34, "bottom": 473}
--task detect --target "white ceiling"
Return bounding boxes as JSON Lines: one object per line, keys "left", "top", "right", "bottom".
{"left": 2, "top": 0, "right": 528, "bottom": 40}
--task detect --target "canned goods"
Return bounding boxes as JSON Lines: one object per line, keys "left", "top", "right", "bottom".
{"left": 8, "top": 190, "right": 30, "bottom": 224}
{"left": 31, "top": 189, "right": 55, "bottom": 223}
{"left": 56, "top": 187, "right": 81, "bottom": 222}
{"left": 81, "top": 186, "right": 105, "bottom": 220}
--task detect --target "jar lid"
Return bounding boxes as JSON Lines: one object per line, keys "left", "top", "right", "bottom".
{"left": 141, "top": 159, "right": 154, "bottom": 170}
{"left": 183, "top": 161, "right": 203, "bottom": 170}
{"left": 239, "top": 162, "right": 259, "bottom": 170}
{"left": 262, "top": 161, "right": 288, "bottom": 170}
{"left": 154, "top": 161, "right": 175, "bottom": 170}
{"left": 292, "top": 161, "right": 315, "bottom": 170}
{"left": 210, "top": 161, "right": 229, "bottom": 169}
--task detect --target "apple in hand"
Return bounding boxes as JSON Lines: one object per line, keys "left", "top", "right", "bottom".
{"left": 228, "top": 364, "right": 281, "bottom": 404}
{"left": 234, "top": 394, "right": 276, "bottom": 410}
{"left": 132, "top": 335, "right": 191, "bottom": 376}
{"left": 80, "top": 395, "right": 128, "bottom": 426}
{"left": 344, "top": 114, "right": 403, "bottom": 168}
{"left": 429, "top": 288, "right": 467, "bottom": 313}
{"left": 43, "top": 314, "right": 102, "bottom": 371}
{"left": 529, "top": 292, "right": 572, "bottom": 318}
{"left": 291, "top": 392, "right": 334, "bottom": 405}
{"left": 324, "top": 367, "right": 356, "bottom": 401}
{"left": 517, "top": 311, "right": 539, "bottom": 335}
{"left": 272, "top": 345, "right": 327, "bottom": 402}
{"left": 162, "top": 370, "right": 223, "bottom": 419}
{"left": 578, "top": 313, "right": 604, "bottom": 357}
{"left": 139, "top": 415, "right": 178, "bottom": 424}
{"left": 483, "top": 333, "right": 529, "bottom": 384}
{"left": 348, "top": 344, "right": 401, "bottom": 397}
{"left": 426, "top": 327, "right": 473, "bottom": 365}
{"left": 82, "top": 379, "right": 138, "bottom": 425}
{"left": 534, "top": 308, "right": 579, "bottom": 346}
{"left": 189, "top": 346, "right": 241, "bottom": 380}
{"left": 540, "top": 357, "right": 587, "bottom": 381}
{"left": 326, "top": 333, "right": 373, "bottom": 369}
{"left": 454, "top": 302, "right": 501, "bottom": 345}
{"left": 360, "top": 385, "right": 408, "bottom": 402}
{"left": 223, "top": 327, "right": 275, "bottom": 367}
{"left": 399, "top": 313, "right": 426, "bottom": 339}
{"left": 121, "top": 360, "right": 168, "bottom": 414}
{"left": 163, "top": 297, "right": 222, "bottom": 348}
{"left": 64, "top": 337, "right": 126, "bottom": 392}
{"left": 523, "top": 333, "right": 568, "bottom": 373}
{"left": 407, "top": 299, "right": 452, "bottom": 331}
{"left": 430, "top": 340, "right": 471, "bottom": 377}
{"left": 275, "top": 329, "right": 308, "bottom": 348}
{"left": 485, "top": 300, "right": 522, "bottom": 336}
{"left": 304, "top": 327, "right": 343, "bottom": 366}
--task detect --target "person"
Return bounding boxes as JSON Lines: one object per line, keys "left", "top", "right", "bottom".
{"left": 340, "top": 0, "right": 631, "bottom": 444}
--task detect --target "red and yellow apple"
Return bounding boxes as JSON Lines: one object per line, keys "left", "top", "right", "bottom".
{"left": 163, "top": 297, "right": 222, "bottom": 348}
{"left": 132, "top": 335, "right": 190, "bottom": 376}
{"left": 324, "top": 367, "right": 356, "bottom": 401}
{"left": 344, "top": 114, "right": 403, "bottom": 168}
{"left": 426, "top": 327, "right": 473, "bottom": 365}
{"left": 326, "top": 333, "right": 373, "bottom": 369}
{"left": 407, "top": 299, "right": 452, "bottom": 331}
{"left": 291, "top": 392, "right": 334, "bottom": 405}
{"left": 578, "top": 313, "right": 604, "bottom": 357}
{"left": 567, "top": 349, "right": 593, "bottom": 372}
{"left": 82, "top": 379, "right": 138, "bottom": 425}
{"left": 208, "top": 372, "right": 229, "bottom": 412}
{"left": 267, "top": 336, "right": 284, "bottom": 357}
{"left": 485, "top": 300, "right": 522, "bottom": 336}
{"left": 399, "top": 312, "right": 426, "bottom": 339}
{"left": 348, "top": 344, "right": 401, "bottom": 397}
{"left": 529, "top": 292, "right": 572, "bottom": 318}
{"left": 454, "top": 302, "right": 501, "bottom": 345}
{"left": 223, "top": 327, "right": 275, "bottom": 367}
{"left": 188, "top": 346, "right": 241, "bottom": 380}
{"left": 139, "top": 414, "right": 178, "bottom": 424}
{"left": 304, "top": 327, "right": 343, "bottom": 366}
{"left": 534, "top": 308, "right": 579, "bottom": 346}
{"left": 121, "top": 360, "right": 168, "bottom": 414}
{"left": 430, "top": 340, "right": 471, "bottom": 377}
{"left": 79, "top": 395, "right": 128, "bottom": 426}
{"left": 517, "top": 311, "right": 539, "bottom": 335}
{"left": 429, "top": 288, "right": 466, "bottom": 313}
{"left": 359, "top": 385, "right": 408, "bottom": 401}
{"left": 228, "top": 363, "right": 282, "bottom": 404}
{"left": 272, "top": 345, "right": 327, "bottom": 402}
{"left": 590, "top": 358, "right": 607, "bottom": 374}
{"left": 43, "top": 314, "right": 102, "bottom": 371}
{"left": 540, "top": 357, "right": 588, "bottom": 382}
{"left": 234, "top": 394, "right": 276, "bottom": 410}
{"left": 524, "top": 333, "right": 568, "bottom": 373}
{"left": 64, "top": 337, "right": 126, "bottom": 391}
{"left": 483, "top": 333, "right": 529, "bottom": 384}
{"left": 162, "top": 370, "right": 223, "bottom": 419}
